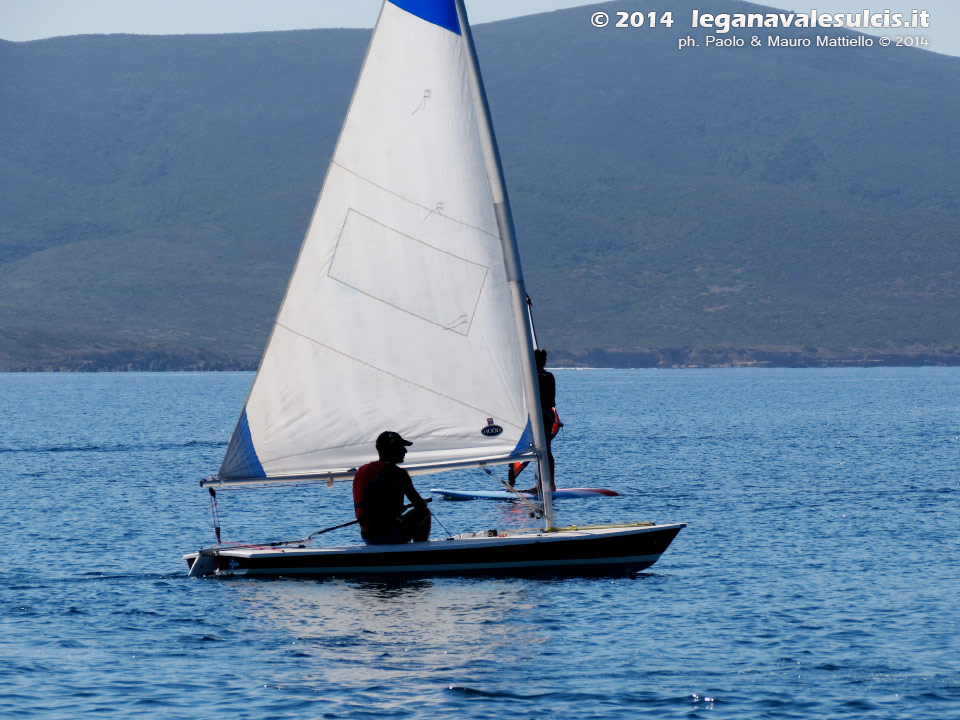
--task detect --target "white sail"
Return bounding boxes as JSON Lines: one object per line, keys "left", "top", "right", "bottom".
{"left": 215, "top": 0, "right": 538, "bottom": 485}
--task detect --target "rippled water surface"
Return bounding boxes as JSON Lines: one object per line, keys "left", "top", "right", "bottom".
{"left": 1, "top": 368, "right": 958, "bottom": 719}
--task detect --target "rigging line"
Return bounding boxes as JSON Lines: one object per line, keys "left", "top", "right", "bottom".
{"left": 271, "top": 321, "right": 525, "bottom": 431}
{"left": 481, "top": 466, "right": 543, "bottom": 518}
{"left": 525, "top": 294, "right": 540, "bottom": 350}
{"left": 225, "top": 500, "right": 434, "bottom": 549}
{"left": 331, "top": 161, "right": 499, "bottom": 238}
{"left": 503, "top": 481, "right": 545, "bottom": 519}
{"left": 208, "top": 488, "right": 222, "bottom": 544}
{"left": 428, "top": 505, "right": 453, "bottom": 540}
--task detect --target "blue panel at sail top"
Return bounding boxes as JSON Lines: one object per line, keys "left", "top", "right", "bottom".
{"left": 389, "top": 0, "right": 461, "bottom": 35}
{"left": 223, "top": 408, "right": 266, "bottom": 479}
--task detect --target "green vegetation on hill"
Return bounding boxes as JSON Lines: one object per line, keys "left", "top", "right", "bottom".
{"left": 1, "top": 1, "right": 959, "bottom": 370}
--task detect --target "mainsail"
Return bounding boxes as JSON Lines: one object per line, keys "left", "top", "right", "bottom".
{"left": 213, "top": 0, "right": 546, "bottom": 487}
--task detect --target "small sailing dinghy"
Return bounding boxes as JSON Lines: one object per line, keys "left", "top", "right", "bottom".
{"left": 184, "top": 0, "right": 684, "bottom": 578}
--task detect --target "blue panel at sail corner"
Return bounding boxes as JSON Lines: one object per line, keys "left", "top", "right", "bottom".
{"left": 389, "top": 0, "right": 461, "bottom": 35}
{"left": 223, "top": 409, "right": 266, "bottom": 479}
{"left": 511, "top": 418, "right": 534, "bottom": 455}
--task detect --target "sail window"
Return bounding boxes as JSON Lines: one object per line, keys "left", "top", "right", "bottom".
{"left": 328, "top": 209, "right": 488, "bottom": 335}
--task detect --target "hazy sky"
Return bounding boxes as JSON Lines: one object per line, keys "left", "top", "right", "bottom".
{"left": 1, "top": 1, "right": 958, "bottom": 57}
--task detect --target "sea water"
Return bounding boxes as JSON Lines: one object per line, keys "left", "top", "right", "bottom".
{"left": 0, "top": 368, "right": 957, "bottom": 719}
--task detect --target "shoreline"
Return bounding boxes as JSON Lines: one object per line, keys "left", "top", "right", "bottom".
{"left": 4, "top": 347, "right": 960, "bottom": 372}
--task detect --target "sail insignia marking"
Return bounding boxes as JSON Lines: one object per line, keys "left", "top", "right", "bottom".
{"left": 482, "top": 417, "right": 504, "bottom": 436}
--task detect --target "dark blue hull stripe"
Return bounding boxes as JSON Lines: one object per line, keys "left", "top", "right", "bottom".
{"left": 187, "top": 525, "right": 684, "bottom": 577}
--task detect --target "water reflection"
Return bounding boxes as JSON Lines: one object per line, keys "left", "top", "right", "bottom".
{"left": 232, "top": 577, "right": 548, "bottom": 689}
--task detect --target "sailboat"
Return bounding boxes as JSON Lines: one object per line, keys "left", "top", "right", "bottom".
{"left": 184, "top": 0, "right": 684, "bottom": 578}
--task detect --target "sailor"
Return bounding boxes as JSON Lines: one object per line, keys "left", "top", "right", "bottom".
{"left": 509, "top": 348, "right": 560, "bottom": 492}
{"left": 352, "top": 431, "right": 431, "bottom": 545}
{"left": 532, "top": 348, "right": 559, "bottom": 492}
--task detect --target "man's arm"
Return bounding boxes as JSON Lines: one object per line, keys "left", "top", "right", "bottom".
{"left": 399, "top": 468, "right": 428, "bottom": 510}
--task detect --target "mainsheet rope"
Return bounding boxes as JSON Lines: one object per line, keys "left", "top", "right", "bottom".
{"left": 203, "top": 496, "right": 455, "bottom": 549}
{"left": 482, "top": 465, "right": 544, "bottom": 518}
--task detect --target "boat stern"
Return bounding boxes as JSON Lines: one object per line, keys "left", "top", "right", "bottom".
{"left": 184, "top": 549, "right": 219, "bottom": 578}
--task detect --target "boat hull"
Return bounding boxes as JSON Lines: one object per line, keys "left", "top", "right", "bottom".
{"left": 184, "top": 523, "right": 685, "bottom": 579}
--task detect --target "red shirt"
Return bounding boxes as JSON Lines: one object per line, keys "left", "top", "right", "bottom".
{"left": 352, "top": 460, "right": 388, "bottom": 520}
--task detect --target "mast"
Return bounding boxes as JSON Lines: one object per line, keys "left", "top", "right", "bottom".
{"left": 454, "top": 0, "right": 555, "bottom": 529}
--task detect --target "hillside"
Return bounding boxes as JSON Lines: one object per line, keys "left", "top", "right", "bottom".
{"left": 1, "top": 0, "right": 959, "bottom": 370}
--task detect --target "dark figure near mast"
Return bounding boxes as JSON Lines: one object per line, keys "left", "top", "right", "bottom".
{"left": 509, "top": 348, "right": 561, "bottom": 492}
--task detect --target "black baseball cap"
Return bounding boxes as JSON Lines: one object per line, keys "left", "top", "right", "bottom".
{"left": 376, "top": 431, "right": 413, "bottom": 450}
